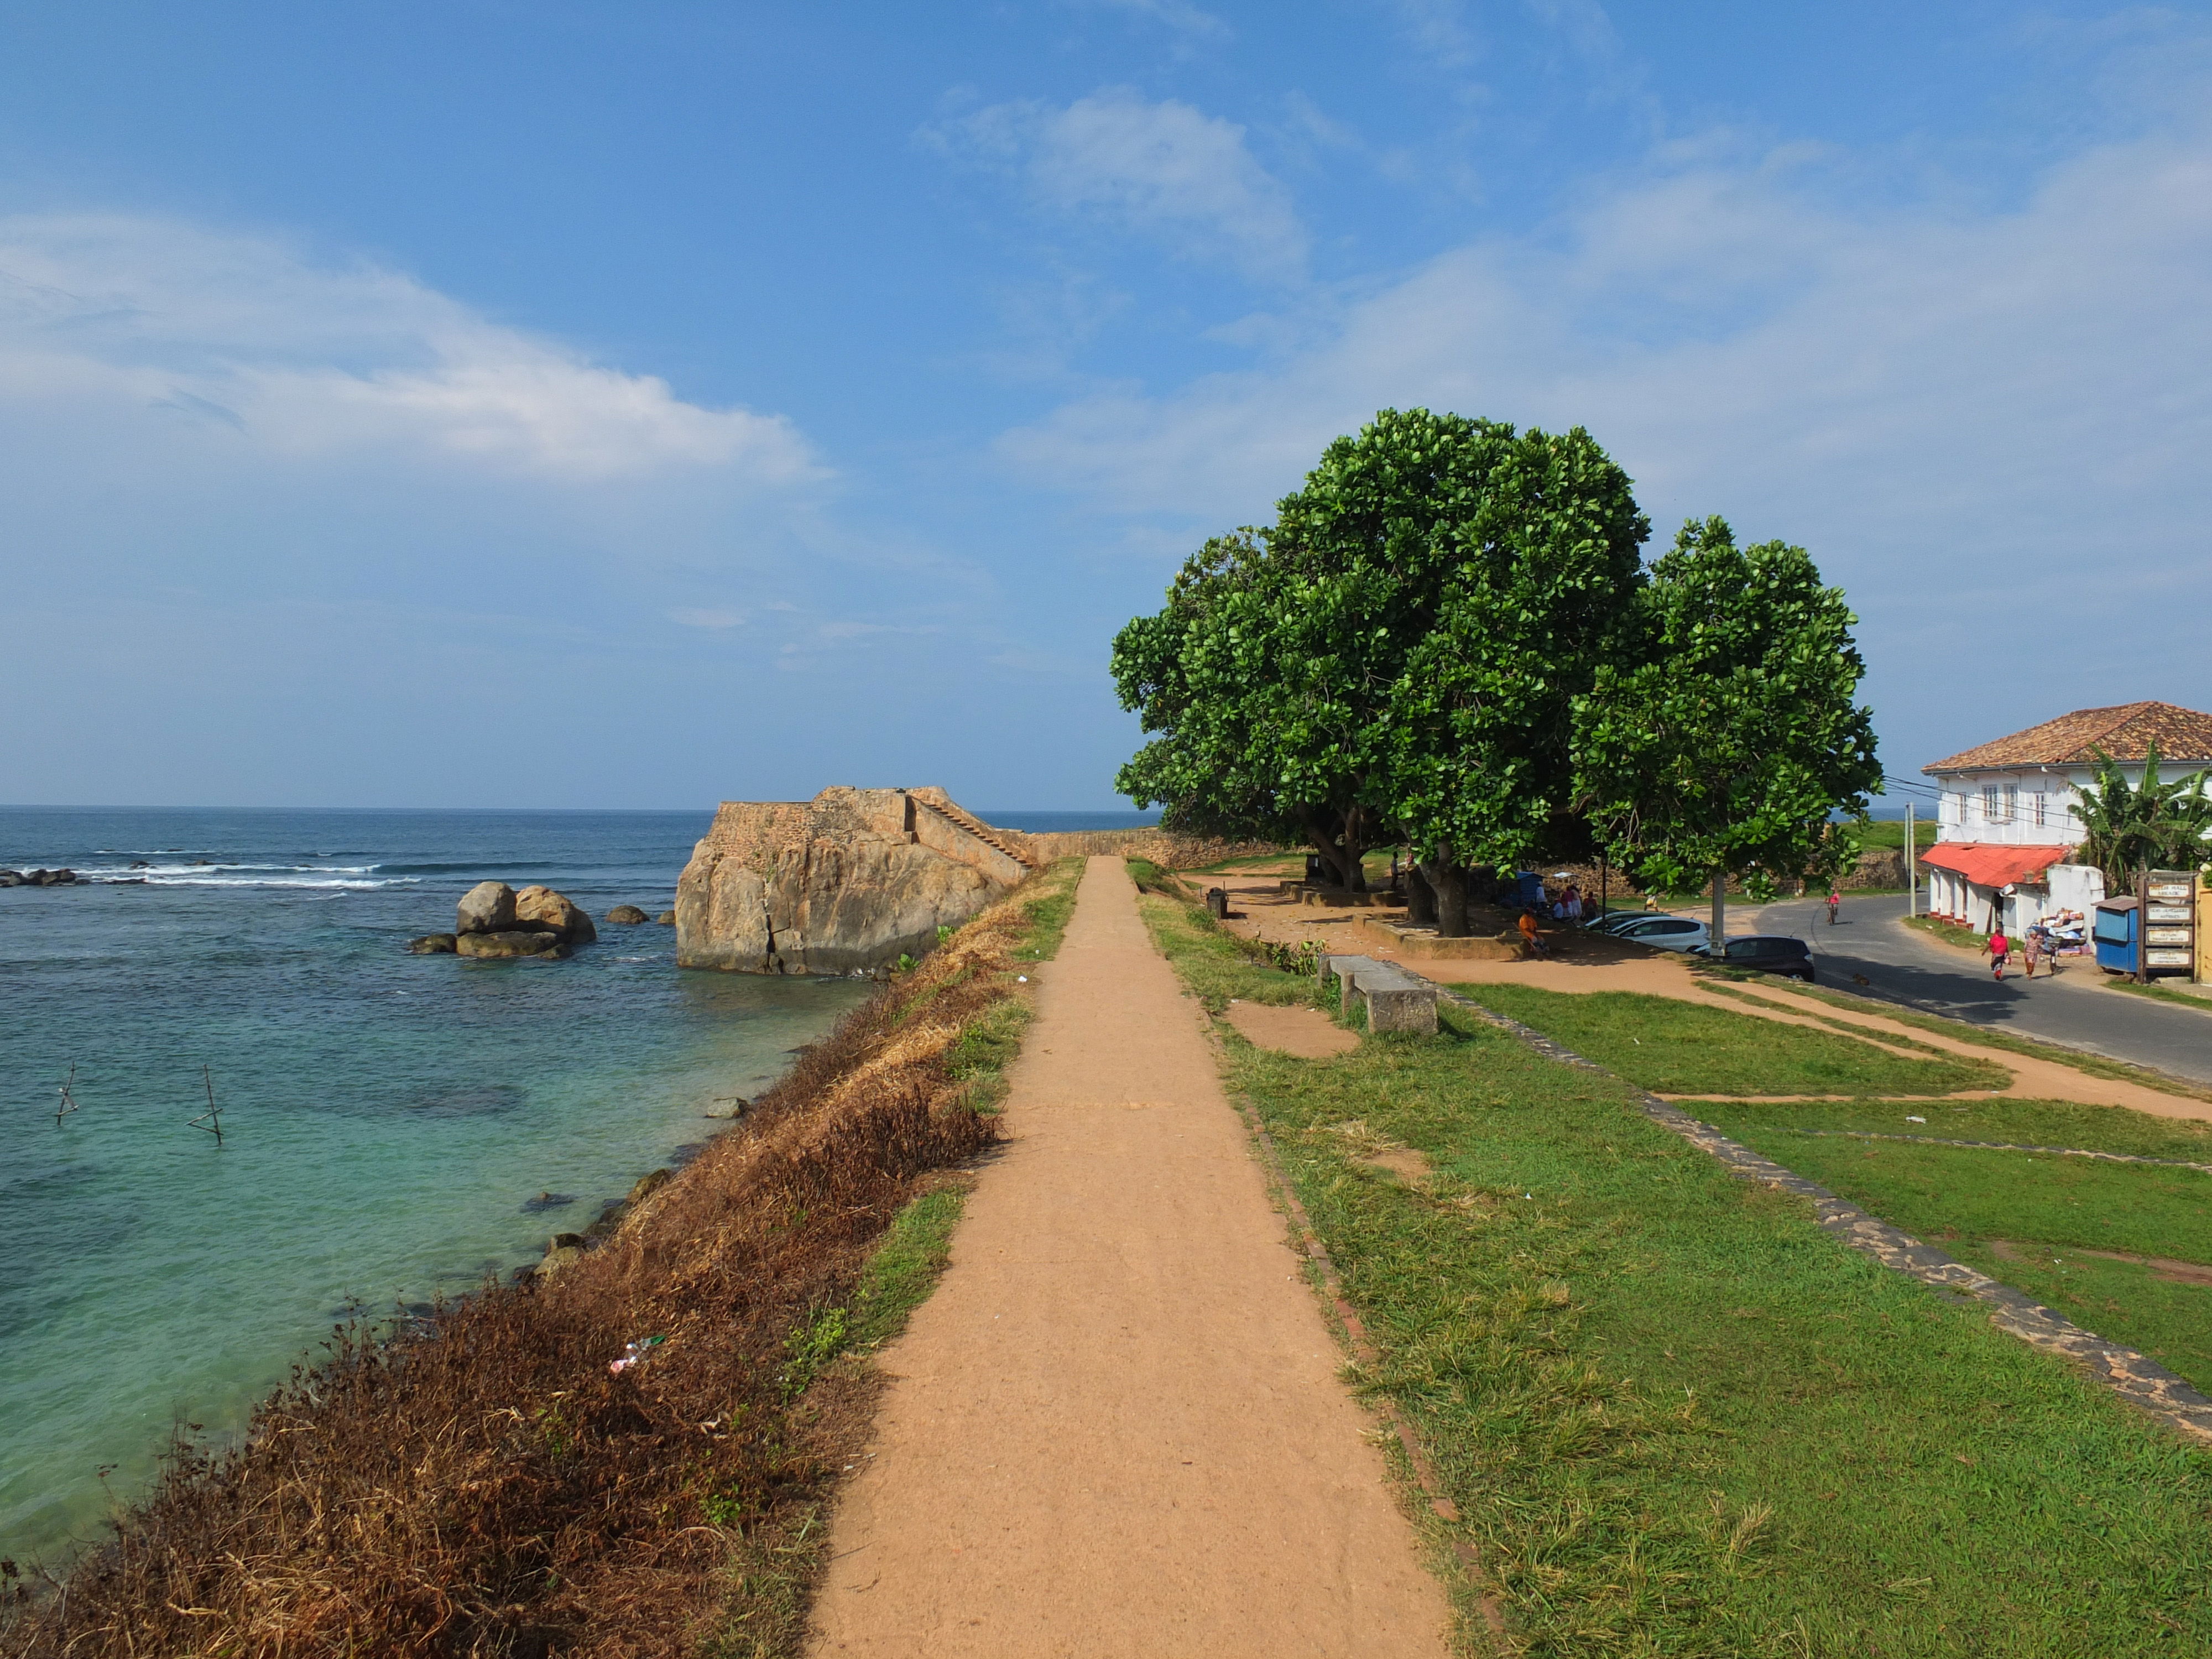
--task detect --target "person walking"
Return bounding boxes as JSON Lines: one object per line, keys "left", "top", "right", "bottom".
{"left": 1826, "top": 885, "right": 1841, "bottom": 926}
{"left": 1984, "top": 925, "right": 2011, "bottom": 981}
{"left": 2022, "top": 924, "right": 2046, "bottom": 979}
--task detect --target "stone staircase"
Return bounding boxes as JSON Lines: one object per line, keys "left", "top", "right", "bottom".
{"left": 910, "top": 791, "right": 1040, "bottom": 870}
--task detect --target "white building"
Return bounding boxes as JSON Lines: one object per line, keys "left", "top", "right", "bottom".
{"left": 1919, "top": 701, "right": 2212, "bottom": 933}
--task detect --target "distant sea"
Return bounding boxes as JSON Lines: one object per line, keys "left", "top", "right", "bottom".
{"left": 0, "top": 806, "right": 902, "bottom": 1564}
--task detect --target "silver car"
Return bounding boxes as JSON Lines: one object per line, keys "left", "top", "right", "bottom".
{"left": 1609, "top": 915, "right": 1711, "bottom": 953}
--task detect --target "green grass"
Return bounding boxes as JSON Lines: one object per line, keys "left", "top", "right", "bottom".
{"left": 1736, "top": 977, "right": 2212, "bottom": 1105}
{"left": 1905, "top": 912, "right": 1989, "bottom": 952}
{"left": 1130, "top": 888, "right": 2212, "bottom": 1653}
{"left": 1125, "top": 857, "right": 1331, "bottom": 1011}
{"left": 1699, "top": 1098, "right": 2212, "bottom": 1395}
{"left": 1451, "top": 983, "right": 2008, "bottom": 1098}
{"left": 1856, "top": 820, "right": 1941, "bottom": 855}
{"left": 2104, "top": 978, "right": 2212, "bottom": 1013}
{"left": 1012, "top": 855, "right": 1083, "bottom": 961}
{"left": 846, "top": 1184, "right": 971, "bottom": 1352}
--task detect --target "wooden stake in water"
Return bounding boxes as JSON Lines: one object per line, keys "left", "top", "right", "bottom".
{"left": 55, "top": 1063, "right": 80, "bottom": 1126}
{"left": 189, "top": 1065, "right": 224, "bottom": 1146}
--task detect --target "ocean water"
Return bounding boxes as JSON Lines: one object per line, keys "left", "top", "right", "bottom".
{"left": 0, "top": 807, "right": 872, "bottom": 1565}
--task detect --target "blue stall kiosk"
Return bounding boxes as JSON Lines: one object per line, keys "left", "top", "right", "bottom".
{"left": 2093, "top": 897, "right": 2138, "bottom": 974}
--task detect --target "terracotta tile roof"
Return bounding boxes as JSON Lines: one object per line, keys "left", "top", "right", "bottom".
{"left": 1919, "top": 842, "right": 2073, "bottom": 886}
{"left": 1925, "top": 702, "right": 2212, "bottom": 773}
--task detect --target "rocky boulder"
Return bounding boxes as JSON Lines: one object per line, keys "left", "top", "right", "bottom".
{"left": 676, "top": 787, "right": 1036, "bottom": 975}
{"left": 457, "top": 928, "right": 567, "bottom": 959}
{"left": 605, "top": 904, "right": 650, "bottom": 925}
{"left": 457, "top": 880, "right": 517, "bottom": 935}
{"left": 656, "top": 910, "right": 676, "bottom": 925}
{"left": 408, "top": 933, "right": 458, "bottom": 954}
{"left": 517, "top": 885, "right": 596, "bottom": 945}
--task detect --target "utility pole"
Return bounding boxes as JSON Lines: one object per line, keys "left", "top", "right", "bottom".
{"left": 2137, "top": 866, "right": 2150, "bottom": 985}
{"left": 1906, "top": 803, "right": 1916, "bottom": 917}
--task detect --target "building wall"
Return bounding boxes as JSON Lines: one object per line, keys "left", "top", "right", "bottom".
{"left": 1926, "top": 763, "right": 2211, "bottom": 846}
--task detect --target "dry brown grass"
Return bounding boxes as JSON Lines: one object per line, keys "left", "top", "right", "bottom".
{"left": 1, "top": 869, "right": 1077, "bottom": 1659}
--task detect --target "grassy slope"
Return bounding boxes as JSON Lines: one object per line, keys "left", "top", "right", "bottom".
{"left": 1133, "top": 877, "right": 2212, "bottom": 1655}
{"left": 1454, "top": 984, "right": 2007, "bottom": 1097}
{"left": 1695, "top": 1094, "right": 2212, "bottom": 1396}
{"left": 1721, "top": 977, "right": 2212, "bottom": 1106}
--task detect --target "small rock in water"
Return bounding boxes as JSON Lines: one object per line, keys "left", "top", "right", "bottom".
{"left": 703, "top": 1096, "right": 749, "bottom": 1120}
{"left": 521, "top": 1191, "right": 577, "bottom": 1213}
{"left": 456, "top": 928, "right": 567, "bottom": 959}
{"left": 656, "top": 910, "right": 676, "bottom": 925}
{"left": 456, "top": 880, "right": 517, "bottom": 936}
{"left": 605, "top": 904, "right": 650, "bottom": 925}
{"left": 408, "top": 933, "right": 458, "bottom": 954}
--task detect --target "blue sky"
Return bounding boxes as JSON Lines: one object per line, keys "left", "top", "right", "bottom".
{"left": 3, "top": 1, "right": 2208, "bottom": 810}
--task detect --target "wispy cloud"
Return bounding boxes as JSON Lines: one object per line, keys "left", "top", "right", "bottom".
{"left": 1076, "top": 0, "right": 1230, "bottom": 45}
{"left": 0, "top": 214, "right": 822, "bottom": 483}
{"left": 995, "top": 98, "right": 2212, "bottom": 757}
{"left": 927, "top": 88, "right": 1308, "bottom": 281}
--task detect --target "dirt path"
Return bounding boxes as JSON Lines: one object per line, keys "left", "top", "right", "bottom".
{"left": 809, "top": 858, "right": 1450, "bottom": 1657}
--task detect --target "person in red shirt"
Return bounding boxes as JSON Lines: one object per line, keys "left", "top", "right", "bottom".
{"left": 1984, "top": 926, "right": 2010, "bottom": 980}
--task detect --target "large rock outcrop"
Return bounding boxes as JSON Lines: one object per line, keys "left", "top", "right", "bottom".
{"left": 676, "top": 787, "right": 1036, "bottom": 975}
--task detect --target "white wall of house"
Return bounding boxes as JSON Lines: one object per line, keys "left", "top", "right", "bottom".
{"left": 1926, "top": 763, "right": 2210, "bottom": 846}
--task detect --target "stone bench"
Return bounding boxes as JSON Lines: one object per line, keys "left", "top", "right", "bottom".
{"left": 1314, "top": 952, "right": 1439, "bottom": 1035}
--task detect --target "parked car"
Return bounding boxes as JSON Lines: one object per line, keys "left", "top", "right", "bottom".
{"left": 1691, "top": 934, "right": 1815, "bottom": 982}
{"left": 1609, "top": 915, "right": 1710, "bottom": 953}
{"left": 1585, "top": 908, "right": 1658, "bottom": 934}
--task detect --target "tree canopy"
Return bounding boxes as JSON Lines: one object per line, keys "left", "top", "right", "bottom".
{"left": 1110, "top": 408, "right": 1648, "bottom": 893}
{"left": 1113, "top": 416, "right": 1882, "bottom": 928}
{"left": 1571, "top": 516, "right": 1881, "bottom": 930}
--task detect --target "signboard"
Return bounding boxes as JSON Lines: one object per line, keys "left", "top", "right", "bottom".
{"left": 2145, "top": 870, "right": 2199, "bottom": 982}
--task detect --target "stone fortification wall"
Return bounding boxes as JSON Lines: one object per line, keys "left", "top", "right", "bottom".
{"left": 676, "top": 787, "right": 1033, "bottom": 976}
{"left": 1021, "top": 828, "right": 1284, "bottom": 868}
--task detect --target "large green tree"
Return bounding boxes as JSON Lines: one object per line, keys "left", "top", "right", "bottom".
{"left": 1572, "top": 516, "right": 1881, "bottom": 940}
{"left": 1112, "top": 408, "right": 1650, "bottom": 921}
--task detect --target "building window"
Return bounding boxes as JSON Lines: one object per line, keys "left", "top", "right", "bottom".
{"left": 2032, "top": 791, "right": 2046, "bottom": 828}
{"left": 1981, "top": 785, "right": 1999, "bottom": 823}
{"left": 2002, "top": 784, "right": 2017, "bottom": 825}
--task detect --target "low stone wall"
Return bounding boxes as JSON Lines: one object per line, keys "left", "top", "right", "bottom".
{"left": 1019, "top": 828, "right": 1285, "bottom": 868}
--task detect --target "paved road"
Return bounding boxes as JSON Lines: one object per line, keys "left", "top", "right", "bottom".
{"left": 1756, "top": 893, "right": 2212, "bottom": 1088}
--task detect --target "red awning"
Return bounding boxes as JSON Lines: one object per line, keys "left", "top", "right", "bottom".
{"left": 1918, "top": 842, "right": 2072, "bottom": 889}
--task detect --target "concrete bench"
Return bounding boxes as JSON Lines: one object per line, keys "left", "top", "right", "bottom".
{"left": 1314, "top": 952, "right": 1439, "bottom": 1035}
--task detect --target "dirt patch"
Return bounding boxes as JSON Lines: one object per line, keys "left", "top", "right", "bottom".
{"left": 1987, "top": 1238, "right": 2212, "bottom": 1287}
{"left": 1313, "top": 1119, "right": 1434, "bottom": 1183}
{"left": 809, "top": 858, "right": 1449, "bottom": 1656}
{"left": 1223, "top": 999, "right": 1360, "bottom": 1058}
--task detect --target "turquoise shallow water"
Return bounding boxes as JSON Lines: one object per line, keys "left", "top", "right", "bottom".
{"left": 0, "top": 807, "right": 870, "bottom": 1564}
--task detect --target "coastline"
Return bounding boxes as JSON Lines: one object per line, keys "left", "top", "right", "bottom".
{"left": 3, "top": 861, "right": 1080, "bottom": 1655}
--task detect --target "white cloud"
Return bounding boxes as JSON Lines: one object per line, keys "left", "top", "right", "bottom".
{"left": 0, "top": 213, "right": 821, "bottom": 483}
{"left": 930, "top": 88, "right": 1307, "bottom": 281}
{"left": 995, "top": 106, "right": 2212, "bottom": 764}
{"left": 1078, "top": 0, "right": 1230, "bottom": 44}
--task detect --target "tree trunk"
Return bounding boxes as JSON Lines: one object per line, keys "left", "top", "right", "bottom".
{"left": 1405, "top": 865, "right": 1437, "bottom": 926}
{"left": 1710, "top": 867, "right": 1726, "bottom": 949}
{"left": 1423, "top": 859, "right": 1470, "bottom": 937}
{"left": 1341, "top": 807, "right": 1368, "bottom": 893}
{"left": 1300, "top": 808, "right": 1352, "bottom": 888}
